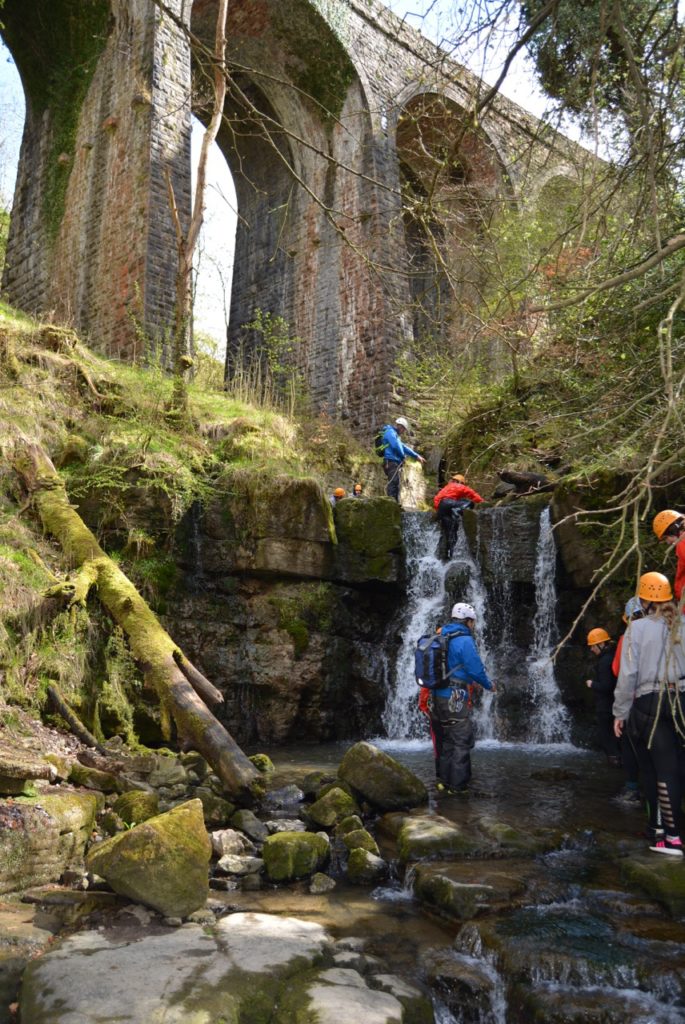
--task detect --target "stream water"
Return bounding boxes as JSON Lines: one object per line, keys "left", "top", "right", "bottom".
{"left": 289, "top": 505, "right": 683, "bottom": 1022}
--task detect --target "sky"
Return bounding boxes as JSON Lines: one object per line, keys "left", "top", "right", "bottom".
{"left": 0, "top": 1, "right": 554, "bottom": 348}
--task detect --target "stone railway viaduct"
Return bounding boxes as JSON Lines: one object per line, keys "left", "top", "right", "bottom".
{"left": 1, "top": 0, "right": 589, "bottom": 430}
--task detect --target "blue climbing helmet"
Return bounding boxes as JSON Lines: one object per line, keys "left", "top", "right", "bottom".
{"left": 623, "top": 596, "right": 644, "bottom": 623}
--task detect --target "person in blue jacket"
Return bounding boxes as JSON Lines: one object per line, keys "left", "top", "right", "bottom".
{"left": 379, "top": 417, "right": 425, "bottom": 502}
{"left": 435, "top": 601, "right": 495, "bottom": 793}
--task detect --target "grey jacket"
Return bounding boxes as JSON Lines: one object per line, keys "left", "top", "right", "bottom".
{"left": 613, "top": 613, "right": 685, "bottom": 721}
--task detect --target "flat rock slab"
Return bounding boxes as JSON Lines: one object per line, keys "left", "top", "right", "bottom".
{"left": 412, "top": 860, "right": 531, "bottom": 920}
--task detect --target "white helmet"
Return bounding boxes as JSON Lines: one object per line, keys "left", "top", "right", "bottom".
{"left": 451, "top": 602, "right": 476, "bottom": 621}
{"left": 395, "top": 416, "right": 410, "bottom": 431}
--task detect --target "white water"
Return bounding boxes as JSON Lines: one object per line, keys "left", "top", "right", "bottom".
{"left": 383, "top": 504, "right": 571, "bottom": 744}
{"left": 526, "top": 506, "right": 572, "bottom": 743}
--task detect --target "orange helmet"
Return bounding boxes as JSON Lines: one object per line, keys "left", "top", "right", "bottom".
{"left": 451, "top": 474, "right": 466, "bottom": 484}
{"left": 333, "top": 487, "right": 346, "bottom": 498}
{"left": 586, "top": 628, "right": 610, "bottom": 646}
{"left": 637, "top": 571, "right": 673, "bottom": 602}
{"left": 652, "top": 510, "right": 684, "bottom": 540}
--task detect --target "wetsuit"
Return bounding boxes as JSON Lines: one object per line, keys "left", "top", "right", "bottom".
{"left": 588, "top": 643, "right": 621, "bottom": 764}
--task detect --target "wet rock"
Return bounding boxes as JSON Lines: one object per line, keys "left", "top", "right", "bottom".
{"left": 621, "top": 854, "right": 685, "bottom": 918}
{"left": 210, "top": 828, "right": 256, "bottom": 858}
{"left": 231, "top": 808, "right": 269, "bottom": 843}
{"left": 262, "top": 831, "right": 330, "bottom": 881}
{"left": 112, "top": 790, "right": 159, "bottom": 826}
{"left": 342, "top": 828, "right": 379, "bottom": 855}
{"left": 85, "top": 799, "right": 211, "bottom": 918}
{"left": 249, "top": 752, "right": 275, "bottom": 775}
{"left": 302, "top": 770, "right": 337, "bottom": 797}
{"left": 412, "top": 866, "right": 494, "bottom": 920}
{"left": 370, "top": 974, "right": 434, "bottom": 1024}
{"left": 333, "top": 496, "right": 404, "bottom": 585}
{"left": 308, "top": 786, "right": 360, "bottom": 828}
{"left": 338, "top": 742, "right": 428, "bottom": 811}
{"left": 421, "top": 947, "right": 499, "bottom": 1023}
{"left": 508, "top": 982, "right": 679, "bottom": 1023}
{"left": 477, "top": 817, "right": 561, "bottom": 857}
{"left": 309, "top": 872, "right": 336, "bottom": 894}
{"left": 0, "top": 792, "right": 100, "bottom": 895}
{"left": 346, "top": 849, "right": 388, "bottom": 885}
{"left": 397, "top": 814, "right": 478, "bottom": 862}
{"left": 263, "top": 784, "right": 305, "bottom": 810}
{"left": 334, "top": 814, "right": 364, "bottom": 836}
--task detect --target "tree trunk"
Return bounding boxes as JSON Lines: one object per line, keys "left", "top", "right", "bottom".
{"left": 12, "top": 438, "right": 259, "bottom": 804}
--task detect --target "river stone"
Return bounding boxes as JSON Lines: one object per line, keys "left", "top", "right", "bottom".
{"left": 264, "top": 818, "right": 307, "bottom": 834}
{"left": 193, "top": 786, "right": 235, "bottom": 826}
{"left": 85, "top": 799, "right": 211, "bottom": 917}
{"left": 0, "top": 792, "right": 100, "bottom": 895}
{"left": 231, "top": 808, "right": 269, "bottom": 842}
{"left": 147, "top": 756, "right": 188, "bottom": 789}
{"left": 477, "top": 817, "right": 560, "bottom": 856}
{"left": 19, "top": 912, "right": 330, "bottom": 1024}
{"left": 302, "top": 770, "right": 337, "bottom": 797}
{"left": 338, "top": 742, "right": 428, "bottom": 811}
{"left": 421, "top": 947, "right": 499, "bottom": 1022}
{"left": 216, "top": 854, "right": 263, "bottom": 876}
{"left": 112, "top": 789, "right": 159, "bottom": 825}
{"left": 370, "top": 975, "right": 433, "bottom": 1024}
{"left": 346, "top": 848, "right": 388, "bottom": 885}
{"left": 334, "top": 814, "right": 364, "bottom": 836}
{"left": 310, "top": 872, "right": 337, "bottom": 894}
{"left": 262, "top": 831, "right": 330, "bottom": 881}
{"left": 411, "top": 866, "right": 496, "bottom": 920}
{"left": 397, "top": 815, "right": 478, "bottom": 862}
{"left": 249, "top": 753, "right": 275, "bottom": 774}
{"left": 210, "top": 828, "right": 256, "bottom": 857}
{"left": 342, "top": 828, "right": 379, "bottom": 855}
{"left": 620, "top": 855, "right": 685, "bottom": 918}
{"left": 274, "top": 965, "right": 406, "bottom": 1024}
{"left": 308, "top": 786, "right": 359, "bottom": 828}
{"left": 68, "top": 762, "right": 121, "bottom": 793}
{"left": 263, "top": 784, "right": 304, "bottom": 809}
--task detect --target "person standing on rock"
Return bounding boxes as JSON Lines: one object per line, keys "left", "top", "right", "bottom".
{"left": 433, "top": 474, "right": 484, "bottom": 558}
{"left": 377, "top": 417, "right": 425, "bottom": 502}
{"left": 613, "top": 572, "right": 685, "bottom": 856}
{"left": 435, "top": 602, "right": 495, "bottom": 794}
{"left": 652, "top": 510, "right": 685, "bottom": 605}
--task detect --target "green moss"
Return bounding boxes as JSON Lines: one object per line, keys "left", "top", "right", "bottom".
{"left": 262, "top": 831, "right": 329, "bottom": 882}
{"left": 2, "top": 0, "right": 110, "bottom": 240}
{"left": 270, "top": 582, "right": 336, "bottom": 659}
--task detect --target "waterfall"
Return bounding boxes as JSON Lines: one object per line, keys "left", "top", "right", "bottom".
{"left": 526, "top": 506, "right": 571, "bottom": 742}
{"left": 382, "top": 513, "right": 449, "bottom": 739}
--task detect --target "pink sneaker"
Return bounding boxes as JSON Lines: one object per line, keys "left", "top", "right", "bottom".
{"left": 649, "top": 835, "right": 683, "bottom": 857}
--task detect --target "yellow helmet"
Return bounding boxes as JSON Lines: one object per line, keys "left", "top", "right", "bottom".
{"left": 653, "top": 510, "right": 683, "bottom": 540}
{"left": 451, "top": 474, "right": 466, "bottom": 484}
{"left": 637, "top": 571, "right": 673, "bottom": 602}
{"left": 586, "top": 628, "right": 610, "bottom": 646}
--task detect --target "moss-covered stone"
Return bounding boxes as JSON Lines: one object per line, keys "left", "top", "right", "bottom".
{"left": 620, "top": 854, "right": 685, "bottom": 918}
{"left": 112, "top": 789, "right": 159, "bottom": 826}
{"left": 194, "top": 787, "right": 235, "bottom": 827}
{"left": 334, "top": 814, "right": 364, "bottom": 837}
{"left": 342, "top": 828, "right": 379, "bottom": 855}
{"left": 249, "top": 753, "right": 275, "bottom": 775}
{"left": 0, "top": 775, "right": 36, "bottom": 796}
{"left": 85, "top": 799, "right": 211, "bottom": 917}
{"left": 338, "top": 741, "right": 428, "bottom": 811}
{"left": 68, "top": 762, "right": 121, "bottom": 793}
{"left": 397, "top": 816, "right": 477, "bottom": 863}
{"left": 346, "top": 848, "right": 387, "bottom": 885}
{"left": 262, "top": 831, "right": 329, "bottom": 882}
{"left": 333, "top": 497, "right": 404, "bottom": 584}
{"left": 308, "top": 786, "right": 359, "bottom": 828}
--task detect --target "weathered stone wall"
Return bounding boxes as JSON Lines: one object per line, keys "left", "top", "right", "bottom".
{"left": 2, "top": 0, "right": 591, "bottom": 427}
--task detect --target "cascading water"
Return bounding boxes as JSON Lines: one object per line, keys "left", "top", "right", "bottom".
{"left": 526, "top": 506, "right": 571, "bottom": 743}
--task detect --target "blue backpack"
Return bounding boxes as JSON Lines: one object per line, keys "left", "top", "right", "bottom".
{"left": 415, "top": 632, "right": 458, "bottom": 689}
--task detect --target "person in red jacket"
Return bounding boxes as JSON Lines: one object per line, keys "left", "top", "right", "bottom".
{"left": 653, "top": 510, "right": 685, "bottom": 604}
{"left": 433, "top": 474, "right": 483, "bottom": 558}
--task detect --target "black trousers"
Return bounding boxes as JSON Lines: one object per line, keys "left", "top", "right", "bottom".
{"left": 383, "top": 460, "right": 402, "bottom": 502}
{"left": 434, "top": 694, "right": 475, "bottom": 790}
{"left": 628, "top": 691, "right": 685, "bottom": 835}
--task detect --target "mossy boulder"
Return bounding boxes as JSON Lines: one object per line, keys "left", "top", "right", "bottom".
{"left": 307, "top": 786, "right": 359, "bottom": 828}
{"left": 477, "top": 818, "right": 560, "bottom": 857}
{"left": 112, "top": 790, "right": 159, "bottom": 826}
{"left": 68, "top": 763, "right": 121, "bottom": 793}
{"left": 249, "top": 753, "right": 275, "bottom": 775}
{"left": 85, "top": 799, "right": 211, "bottom": 917}
{"left": 620, "top": 854, "right": 685, "bottom": 918}
{"left": 346, "top": 848, "right": 388, "bottom": 885}
{"left": 411, "top": 865, "right": 495, "bottom": 920}
{"left": 333, "top": 497, "right": 404, "bottom": 584}
{"left": 397, "top": 816, "right": 478, "bottom": 863}
{"left": 0, "top": 791, "right": 100, "bottom": 895}
{"left": 262, "top": 831, "right": 329, "bottom": 882}
{"left": 342, "top": 828, "right": 379, "bottom": 855}
{"left": 338, "top": 742, "right": 428, "bottom": 811}
{"left": 334, "top": 814, "right": 364, "bottom": 837}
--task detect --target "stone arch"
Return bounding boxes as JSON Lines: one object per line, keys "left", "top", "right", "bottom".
{"left": 394, "top": 89, "right": 509, "bottom": 348}
{"left": 191, "top": 0, "right": 385, "bottom": 424}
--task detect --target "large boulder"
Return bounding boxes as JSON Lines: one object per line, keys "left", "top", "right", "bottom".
{"left": 112, "top": 790, "right": 159, "bottom": 826}
{"left": 0, "top": 791, "right": 100, "bottom": 895}
{"left": 85, "top": 799, "right": 211, "bottom": 917}
{"left": 333, "top": 497, "right": 404, "bottom": 585}
{"left": 338, "top": 742, "right": 428, "bottom": 811}
{"left": 262, "top": 831, "right": 330, "bottom": 882}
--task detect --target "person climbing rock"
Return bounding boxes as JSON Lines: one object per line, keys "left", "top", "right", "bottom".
{"left": 376, "top": 417, "right": 425, "bottom": 503}
{"left": 652, "top": 510, "right": 685, "bottom": 604}
{"left": 434, "top": 602, "right": 495, "bottom": 794}
{"left": 433, "top": 474, "right": 483, "bottom": 558}
{"left": 352, "top": 482, "right": 364, "bottom": 498}
{"left": 330, "top": 487, "right": 346, "bottom": 506}
{"left": 613, "top": 572, "right": 685, "bottom": 856}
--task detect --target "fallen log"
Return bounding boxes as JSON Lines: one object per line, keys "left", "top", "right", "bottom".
{"left": 12, "top": 437, "right": 259, "bottom": 804}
